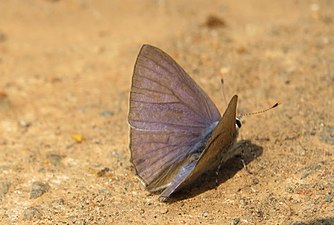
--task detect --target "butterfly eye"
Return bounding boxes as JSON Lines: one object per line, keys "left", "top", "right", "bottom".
{"left": 236, "top": 118, "right": 242, "bottom": 128}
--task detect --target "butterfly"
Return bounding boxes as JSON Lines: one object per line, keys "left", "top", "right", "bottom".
{"left": 128, "top": 45, "right": 242, "bottom": 200}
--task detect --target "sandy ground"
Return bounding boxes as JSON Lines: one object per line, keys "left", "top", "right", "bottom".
{"left": 0, "top": 0, "right": 334, "bottom": 224}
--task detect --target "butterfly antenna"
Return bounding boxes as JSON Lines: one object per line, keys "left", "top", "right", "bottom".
{"left": 239, "top": 102, "right": 281, "bottom": 119}
{"left": 220, "top": 78, "right": 228, "bottom": 106}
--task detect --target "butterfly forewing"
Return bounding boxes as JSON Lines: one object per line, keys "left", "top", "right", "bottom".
{"left": 129, "top": 45, "right": 220, "bottom": 131}
{"left": 129, "top": 45, "right": 221, "bottom": 190}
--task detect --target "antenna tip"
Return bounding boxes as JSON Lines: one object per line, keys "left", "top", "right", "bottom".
{"left": 272, "top": 102, "right": 282, "bottom": 108}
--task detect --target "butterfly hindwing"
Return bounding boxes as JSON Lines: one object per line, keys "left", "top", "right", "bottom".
{"left": 160, "top": 95, "right": 239, "bottom": 198}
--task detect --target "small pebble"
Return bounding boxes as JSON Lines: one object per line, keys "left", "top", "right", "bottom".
{"left": 97, "top": 167, "right": 110, "bottom": 177}
{"left": 160, "top": 208, "right": 168, "bottom": 214}
{"left": 303, "top": 165, "right": 321, "bottom": 171}
{"left": 301, "top": 172, "right": 310, "bottom": 179}
{"left": 202, "top": 211, "right": 209, "bottom": 217}
{"left": 30, "top": 181, "right": 50, "bottom": 199}
{"left": 100, "top": 111, "right": 114, "bottom": 117}
{"left": 99, "top": 189, "right": 110, "bottom": 195}
{"left": 310, "top": 129, "right": 316, "bottom": 135}
{"left": 23, "top": 207, "right": 42, "bottom": 220}
{"left": 72, "top": 133, "right": 84, "bottom": 143}
{"left": 286, "top": 186, "right": 294, "bottom": 193}
{"left": 220, "top": 67, "right": 230, "bottom": 76}
{"left": 204, "top": 15, "right": 226, "bottom": 29}
{"left": 252, "top": 178, "right": 259, "bottom": 185}
{"left": 19, "top": 120, "right": 31, "bottom": 128}
{"left": 0, "top": 181, "right": 11, "bottom": 199}
{"left": 232, "top": 218, "right": 240, "bottom": 225}
{"left": 51, "top": 198, "right": 65, "bottom": 210}
{"left": 320, "top": 126, "right": 334, "bottom": 145}
{"left": 236, "top": 46, "right": 246, "bottom": 54}
{"left": 47, "top": 152, "right": 62, "bottom": 166}
{"left": 325, "top": 194, "right": 333, "bottom": 203}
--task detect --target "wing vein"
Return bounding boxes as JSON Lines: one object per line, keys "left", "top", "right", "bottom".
{"left": 135, "top": 72, "right": 205, "bottom": 120}
{"left": 130, "top": 119, "right": 206, "bottom": 129}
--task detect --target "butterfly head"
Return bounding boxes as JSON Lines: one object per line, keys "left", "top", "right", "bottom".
{"left": 236, "top": 117, "right": 242, "bottom": 130}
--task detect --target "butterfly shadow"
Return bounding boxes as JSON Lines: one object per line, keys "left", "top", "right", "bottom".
{"left": 166, "top": 140, "right": 263, "bottom": 202}
{"left": 293, "top": 218, "right": 334, "bottom": 225}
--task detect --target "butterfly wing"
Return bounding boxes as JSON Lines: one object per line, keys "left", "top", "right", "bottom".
{"left": 160, "top": 95, "right": 239, "bottom": 198}
{"left": 129, "top": 45, "right": 221, "bottom": 191}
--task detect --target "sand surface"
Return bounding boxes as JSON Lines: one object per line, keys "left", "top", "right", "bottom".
{"left": 0, "top": 0, "right": 333, "bottom": 224}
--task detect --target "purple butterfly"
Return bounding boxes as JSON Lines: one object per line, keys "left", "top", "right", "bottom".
{"left": 128, "top": 45, "right": 241, "bottom": 200}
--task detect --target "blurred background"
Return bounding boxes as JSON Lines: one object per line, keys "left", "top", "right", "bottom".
{"left": 0, "top": 0, "right": 333, "bottom": 224}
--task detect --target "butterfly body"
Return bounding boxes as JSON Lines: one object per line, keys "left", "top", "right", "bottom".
{"left": 129, "top": 45, "right": 241, "bottom": 199}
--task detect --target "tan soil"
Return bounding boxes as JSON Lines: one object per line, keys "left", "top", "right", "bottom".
{"left": 0, "top": 0, "right": 333, "bottom": 224}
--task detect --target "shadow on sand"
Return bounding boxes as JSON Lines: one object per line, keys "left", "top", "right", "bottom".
{"left": 293, "top": 218, "right": 334, "bottom": 225}
{"left": 165, "top": 140, "right": 263, "bottom": 202}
